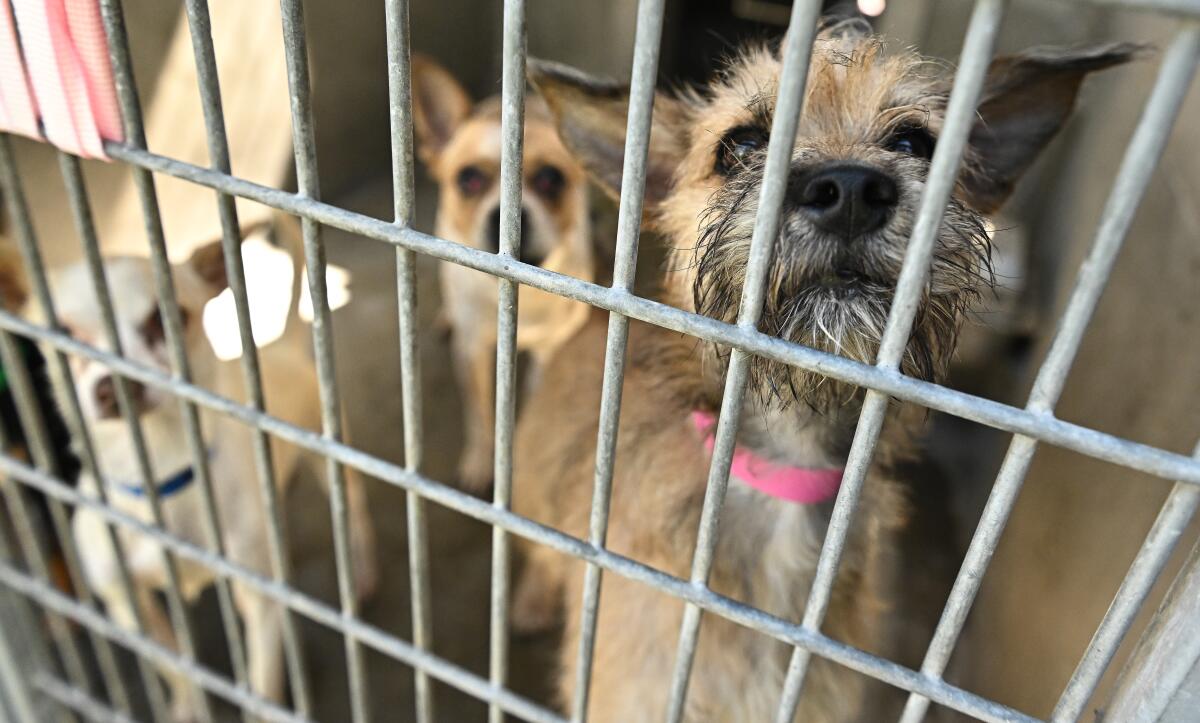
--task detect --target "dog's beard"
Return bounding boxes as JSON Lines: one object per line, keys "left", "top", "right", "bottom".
{"left": 689, "top": 177, "right": 993, "bottom": 413}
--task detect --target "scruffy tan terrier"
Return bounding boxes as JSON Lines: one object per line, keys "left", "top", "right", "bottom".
{"left": 512, "top": 26, "right": 1134, "bottom": 722}
{"left": 411, "top": 55, "right": 594, "bottom": 490}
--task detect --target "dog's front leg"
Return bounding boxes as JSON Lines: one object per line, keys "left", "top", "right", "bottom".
{"left": 453, "top": 332, "right": 496, "bottom": 491}
{"left": 233, "top": 582, "right": 286, "bottom": 712}
{"left": 103, "top": 582, "right": 201, "bottom": 723}
{"left": 343, "top": 466, "right": 379, "bottom": 602}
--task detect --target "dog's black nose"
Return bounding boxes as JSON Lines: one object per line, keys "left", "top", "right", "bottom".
{"left": 94, "top": 376, "right": 144, "bottom": 419}
{"left": 486, "top": 207, "right": 543, "bottom": 265}
{"left": 793, "top": 164, "right": 898, "bottom": 239}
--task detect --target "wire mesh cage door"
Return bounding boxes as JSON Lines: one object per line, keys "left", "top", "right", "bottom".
{"left": 0, "top": 0, "right": 1197, "bottom": 722}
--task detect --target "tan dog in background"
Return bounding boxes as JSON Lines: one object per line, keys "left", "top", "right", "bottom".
{"left": 31, "top": 218, "right": 378, "bottom": 721}
{"left": 513, "top": 27, "right": 1134, "bottom": 722}
{"left": 411, "top": 55, "right": 593, "bottom": 490}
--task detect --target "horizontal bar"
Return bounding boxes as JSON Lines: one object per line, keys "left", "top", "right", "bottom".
{"left": 275, "top": 0, "right": 370, "bottom": 719}
{"left": 1101, "top": 535, "right": 1200, "bottom": 721}
{"left": 0, "top": 455, "right": 567, "bottom": 723}
{"left": 670, "top": 1, "right": 824, "bottom": 718}
{"left": 0, "top": 344, "right": 1037, "bottom": 723}
{"left": 780, "top": 4, "right": 1007, "bottom": 712}
{"left": 34, "top": 676, "right": 139, "bottom": 723}
{"left": 902, "top": 23, "right": 1200, "bottom": 722}
{"left": 179, "top": 0, "right": 310, "bottom": 710}
{"left": 0, "top": 592, "right": 39, "bottom": 723}
{"left": 99, "top": 143, "right": 1200, "bottom": 487}
{"left": 1072, "top": 0, "right": 1200, "bottom": 18}
{"left": 0, "top": 565, "right": 308, "bottom": 723}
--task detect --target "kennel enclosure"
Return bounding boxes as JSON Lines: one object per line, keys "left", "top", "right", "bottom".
{"left": 0, "top": 0, "right": 1198, "bottom": 722}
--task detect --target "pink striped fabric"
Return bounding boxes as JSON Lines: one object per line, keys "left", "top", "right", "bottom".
{"left": 0, "top": 0, "right": 38, "bottom": 138}
{"left": 4, "top": 0, "right": 122, "bottom": 158}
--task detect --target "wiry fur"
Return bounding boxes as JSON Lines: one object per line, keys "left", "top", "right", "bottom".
{"left": 665, "top": 32, "right": 993, "bottom": 412}
{"left": 517, "top": 25, "right": 1134, "bottom": 723}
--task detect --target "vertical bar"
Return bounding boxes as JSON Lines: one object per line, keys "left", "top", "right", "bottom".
{"left": 776, "top": 1, "right": 1008, "bottom": 718}
{"left": 99, "top": 0, "right": 300, "bottom": 718}
{"left": 1101, "top": 535, "right": 1200, "bottom": 723}
{"left": 900, "top": 24, "right": 1200, "bottom": 723}
{"left": 1, "top": 134, "right": 172, "bottom": 722}
{"left": 567, "top": 0, "right": 666, "bottom": 720}
{"left": 60, "top": 150, "right": 212, "bottom": 723}
{"left": 382, "top": 2, "right": 435, "bottom": 722}
{"left": 275, "top": 1, "right": 370, "bottom": 721}
{"left": 180, "top": 0, "right": 313, "bottom": 714}
{"left": 0, "top": 588, "right": 39, "bottom": 723}
{"left": 56, "top": 151, "right": 182, "bottom": 720}
{"left": 0, "top": 335, "right": 89, "bottom": 717}
{"left": 489, "top": 1, "right": 525, "bottom": 720}
{"left": 1052, "top": 462, "right": 1200, "bottom": 720}
{"left": 661, "top": 3, "right": 824, "bottom": 721}
{"left": 0, "top": 517, "right": 65, "bottom": 723}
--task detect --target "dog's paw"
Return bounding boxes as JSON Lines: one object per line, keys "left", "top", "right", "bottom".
{"left": 457, "top": 444, "right": 494, "bottom": 493}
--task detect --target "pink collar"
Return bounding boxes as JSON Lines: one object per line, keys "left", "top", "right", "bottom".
{"left": 691, "top": 411, "right": 843, "bottom": 505}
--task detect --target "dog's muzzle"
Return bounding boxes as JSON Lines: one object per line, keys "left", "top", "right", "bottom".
{"left": 486, "top": 206, "right": 546, "bottom": 266}
{"left": 790, "top": 163, "right": 898, "bottom": 241}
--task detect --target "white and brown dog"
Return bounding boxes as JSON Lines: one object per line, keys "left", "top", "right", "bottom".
{"left": 512, "top": 28, "right": 1135, "bottom": 722}
{"left": 411, "top": 55, "right": 594, "bottom": 490}
{"left": 36, "top": 218, "right": 378, "bottom": 720}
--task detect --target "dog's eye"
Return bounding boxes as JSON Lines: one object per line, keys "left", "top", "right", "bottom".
{"left": 887, "top": 126, "right": 936, "bottom": 160}
{"left": 456, "top": 166, "right": 489, "bottom": 197}
{"left": 139, "top": 308, "right": 165, "bottom": 346}
{"left": 530, "top": 165, "right": 566, "bottom": 200}
{"left": 716, "top": 126, "right": 767, "bottom": 175}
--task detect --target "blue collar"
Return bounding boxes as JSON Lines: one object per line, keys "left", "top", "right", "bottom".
{"left": 115, "top": 464, "right": 198, "bottom": 499}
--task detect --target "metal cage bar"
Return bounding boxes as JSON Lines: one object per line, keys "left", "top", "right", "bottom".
{"left": 777, "top": 0, "right": 1007, "bottom": 716}
{"left": 179, "top": 0, "right": 315, "bottom": 714}
{"left": 97, "top": 142, "right": 1200, "bottom": 487}
{"left": 0, "top": 333, "right": 92, "bottom": 711}
{"left": 0, "top": 141, "right": 142, "bottom": 719}
{"left": 0, "top": 589, "right": 39, "bottom": 723}
{"left": 0, "top": 562, "right": 307, "bottom": 723}
{"left": 487, "top": 2, "right": 527, "bottom": 721}
{"left": 0, "top": 0, "right": 1194, "bottom": 720}
{"left": 567, "top": 0, "right": 666, "bottom": 720}
{"left": 662, "top": 2, "right": 824, "bottom": 719}
{"left": 1101, "top": 534, "right": 1200, "bottom": 721}
{"left": 100, "top": 0, "right": 268, "bottom": 719}
{"left": 276, "top": 1, "right": 372, "bottom": 720}
{"left": 0, "top": 512, "right": 75, "bottom": 722}
{"left": 383, "top": 1, "right": 436, "bottom": 722}
{"left": 900, "top": 23, "right": 1200, "bottom": 723}
{"left": 0, "top": 338, "right": 1038, "bottom": 722}
{"left": 12, "top": 140, "right": 176, "bottom": 721}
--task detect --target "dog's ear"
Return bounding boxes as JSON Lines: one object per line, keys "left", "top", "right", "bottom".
{"left": 184, "top": 239, "right": 229, "bottom": 301}
{"left": 529, "top": 59, "right": 688, "bottom": 208}
{"left": 961, "top": 42, "right": 1144, "bottom": 213}
{"left": 411, "top": 54, "right": 473, "bottom": 166}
